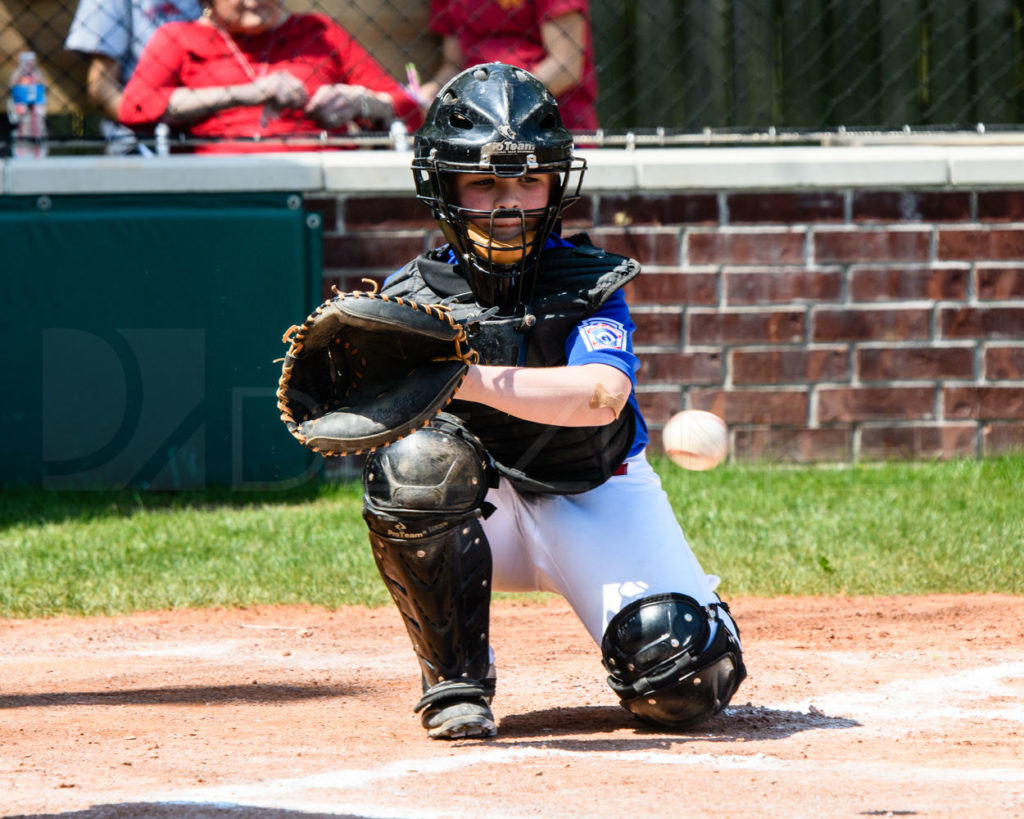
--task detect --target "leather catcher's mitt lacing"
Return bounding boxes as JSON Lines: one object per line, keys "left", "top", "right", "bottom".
{"left": 279, "top": 291, "right": 478, "bottom": 364}
{"left": 276, "top": 287, "right": 479, "bottom": 456}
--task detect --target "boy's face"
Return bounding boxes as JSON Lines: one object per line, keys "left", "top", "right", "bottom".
{"left": 453, "top": 173, "right": 554, "bottom": 243}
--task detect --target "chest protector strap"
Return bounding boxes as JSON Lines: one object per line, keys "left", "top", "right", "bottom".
{"left": 386, "top": 237, "right": 641, "bottom": 495}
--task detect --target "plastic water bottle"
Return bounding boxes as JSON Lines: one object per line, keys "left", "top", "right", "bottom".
{"left": 7, "top": 51, "right": 48, "bottom": 158}
{"left": 390, "top": 120, "right": 409, "bottom": 151}
{"left": 155, "top": 122, "right": 170, "bottom": 157}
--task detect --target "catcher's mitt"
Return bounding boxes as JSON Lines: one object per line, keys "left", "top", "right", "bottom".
{"left": 277, "top": 290, "right": 478, "bottom": 455}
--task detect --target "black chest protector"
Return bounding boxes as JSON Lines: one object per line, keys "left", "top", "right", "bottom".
{"left": 383, "top": 235, "right": 641, "bottom": 494}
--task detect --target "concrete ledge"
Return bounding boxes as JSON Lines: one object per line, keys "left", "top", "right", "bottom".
{"left": 2, "top": 153, "right": 325, "bottom": 195}
{"left": 946, "top": 145, "right": 1024, "bottom": 185}
{"left": 321, "top": 150, "right": 415, "bottom": 192}
{"left": 5, "top": 144, "right": 1024, "bottom": 195}
{"left": 620, "top": 146, "right": 953, "bottom": 189}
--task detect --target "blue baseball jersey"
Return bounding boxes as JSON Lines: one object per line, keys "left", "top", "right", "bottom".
{"left": 563, "top": 281, "right": 648, "bottom": 456}
{"left": 550, "top": 237, "right": 648, "bottom": 456}
{"left": 398, "top": 236, "right": 649, "bottom": 457}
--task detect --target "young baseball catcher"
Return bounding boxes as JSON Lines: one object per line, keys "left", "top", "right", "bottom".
{"left": 279, "top": 63, "right": 746, "bottom": 740}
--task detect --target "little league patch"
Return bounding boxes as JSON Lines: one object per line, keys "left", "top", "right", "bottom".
{"left": 578, "top": 318, "right": 628, "bottom": 352}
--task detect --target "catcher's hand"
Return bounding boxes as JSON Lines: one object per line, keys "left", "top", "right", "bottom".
{"left": 277, "top": 290, "right": 478, "bottom": 455}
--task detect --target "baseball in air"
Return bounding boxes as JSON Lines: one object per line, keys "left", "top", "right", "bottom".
{"left": 662, "top": 410, "right": 728, "bottom": 470}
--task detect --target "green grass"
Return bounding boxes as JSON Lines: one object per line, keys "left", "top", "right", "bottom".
{"left": 1, "top": 456, "right": 1021, "bottom": 618}
{"left": 0, "top": 482, "right": 389, "bottom": 617}
{"left": 663, "top": 455, "right": 1023, "bottom": 597}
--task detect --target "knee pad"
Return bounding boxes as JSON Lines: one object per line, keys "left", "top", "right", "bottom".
{"left": 601, "top": 593, "right": 746, "bottom": 730}
{"left": 363, "top": 414, "right": 492, "bottom": 536}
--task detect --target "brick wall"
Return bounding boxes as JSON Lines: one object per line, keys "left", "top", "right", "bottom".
{"left": 307, "top": 185, "right": 1024, "bottom": 463}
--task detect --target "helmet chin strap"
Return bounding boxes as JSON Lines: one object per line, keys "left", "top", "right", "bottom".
{"left": 465, "top": 223, "right": 537, "bottom": 265}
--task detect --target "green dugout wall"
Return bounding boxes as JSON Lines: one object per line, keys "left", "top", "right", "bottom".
{"left": 1, "top": 192, "right": 321, "bottom": 489}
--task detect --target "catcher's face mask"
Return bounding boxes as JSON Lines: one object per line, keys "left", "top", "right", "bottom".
{"left": 411, "top": 63, "right": 586, "bottom": 313}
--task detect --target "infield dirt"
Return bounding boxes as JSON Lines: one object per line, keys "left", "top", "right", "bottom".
{"left": 3, "top": 594, "right": 1023, "bottom": 818}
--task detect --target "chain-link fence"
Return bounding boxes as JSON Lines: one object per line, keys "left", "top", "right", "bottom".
{"left": 4, "top": 0, "right": 1024, "bottom": 152}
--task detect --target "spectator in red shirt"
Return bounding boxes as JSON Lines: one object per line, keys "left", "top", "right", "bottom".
{"left": 416, "top": 0, "right": 597, "bottom": 132}
{"left": 120, "top": 0, "right": 422, "bottom": 152}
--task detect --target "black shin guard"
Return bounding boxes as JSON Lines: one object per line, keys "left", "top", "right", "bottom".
{"left": 362, "top": 415, "right": 495, "bottom": 694}
{"left": 367, "top": 518, "right": 492, "bottom": 687}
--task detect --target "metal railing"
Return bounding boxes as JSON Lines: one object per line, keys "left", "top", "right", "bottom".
{"left": 4, "top": 0, "right": 1024, "bottom": 152}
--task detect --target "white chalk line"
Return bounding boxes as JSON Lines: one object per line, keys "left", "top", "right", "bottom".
{"left": 143, "top": 659, "right": 1024, "bottom": 817}
{"left": 38, "top": 641, "right": 414, "bottom": 674}
{"left": 771, "top": 659, "right": 1024, "bottom": 728}
{"left": 148, "top": 744, "right": 1024, "bottom": 819}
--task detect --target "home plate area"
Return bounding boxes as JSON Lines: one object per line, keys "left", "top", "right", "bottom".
{"left": 3, "top": 595, "right": 1022, "bottom": 818}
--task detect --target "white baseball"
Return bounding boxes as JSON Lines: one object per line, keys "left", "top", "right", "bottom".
{"left": 662, "top": 410, "right": 728, "bottom": 471}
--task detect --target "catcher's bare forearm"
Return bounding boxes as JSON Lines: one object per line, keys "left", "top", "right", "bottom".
{"left": 456, "top": 363, "right": 630, "bottom": 427}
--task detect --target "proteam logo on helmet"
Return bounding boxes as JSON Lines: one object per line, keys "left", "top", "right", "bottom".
{"left": 480, "top": 141, "right": 537, "bottom": 153}
{"left": 411, "top": 63, "right": 586, "bottom": 313}
{"left": 479, "top": 141, "right": 536, "bottom": 161}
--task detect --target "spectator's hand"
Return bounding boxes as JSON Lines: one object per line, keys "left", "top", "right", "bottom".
{"left": 306, "top": 84, "right": 390, "bottom": 128}
{"left": 253, "top": 71, "right": 309, "bottom": 110}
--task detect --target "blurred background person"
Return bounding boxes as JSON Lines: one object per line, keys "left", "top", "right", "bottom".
{"left": 416, "top": 0, "right": 597, "bottom": 131}
{"left": 65, "top": 0, "right": 201, "bottom": 153}
{"left": 119, "top": 0, "right": 422, "bottom": 152}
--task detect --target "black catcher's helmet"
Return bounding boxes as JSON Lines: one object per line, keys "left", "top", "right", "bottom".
{"left": 412, "top": 63, "right": 586, "bottom": 312}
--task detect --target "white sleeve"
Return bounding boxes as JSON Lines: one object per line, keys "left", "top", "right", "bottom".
{"left": 64, "top": 0, "right": 131, "bottom": 61}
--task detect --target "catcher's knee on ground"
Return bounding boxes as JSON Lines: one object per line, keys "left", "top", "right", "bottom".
{"left": 601, "top": 593, "right": 747, "bottom": 730}
{"left": 362, "top": 416, "right": 496, "bottom": 696}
